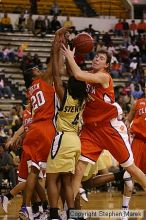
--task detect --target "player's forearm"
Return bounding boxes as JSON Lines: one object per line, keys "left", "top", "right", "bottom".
{"left": 13, "top": 125, "right": 24, "bottom": 140}
{"left": 66, "top": 56, "right": 83, "bottom": 80}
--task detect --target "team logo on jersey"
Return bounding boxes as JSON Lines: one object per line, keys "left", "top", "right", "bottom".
{"left": 120, "top": 125, "right": 125, "bottom": 131}
{"left": 86, "top": 84, "right": 96, "bottom": 94}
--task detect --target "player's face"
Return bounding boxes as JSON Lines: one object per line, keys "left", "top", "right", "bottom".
{"left": 92, "top": 53, "right": 109, "bottom": 71}
{"left": 32, "top": 68, "right": 41, "bottom": 77}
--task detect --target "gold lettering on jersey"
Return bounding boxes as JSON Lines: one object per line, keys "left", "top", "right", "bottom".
{"left": 139, "top": 107, "right": 146, "bottom": 115}
{"left": 64, "top": 106, "right": 81, "bottom": 113}
{"left": 87, "top": 84, "right": 96, "bottom": 94}
{"left": 29, "top": 83, "right": 40, "bottom": 95}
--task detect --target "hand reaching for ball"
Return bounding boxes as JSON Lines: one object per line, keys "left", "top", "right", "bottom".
{"left": 53, "top": 27, "right": 71, "bottom": 51}
{"left": 61, "top": 44, "right": 75, "bottom": 60}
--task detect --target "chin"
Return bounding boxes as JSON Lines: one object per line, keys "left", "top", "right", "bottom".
{"left": 92, "top": 65, "right": 99, "bottom": 71}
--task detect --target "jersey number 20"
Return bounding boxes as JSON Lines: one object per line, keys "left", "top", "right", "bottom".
{"left": 31, "top": 91, "right": 45, "bottom": 111}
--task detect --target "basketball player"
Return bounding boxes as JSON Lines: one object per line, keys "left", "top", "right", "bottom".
{"left": 46, "top": 31, "right": 88, "bottom": 220}
{"left": 61, "top": 46, "right": 146, "bottom": 206}
{"left": 0, "top": 104, "right": 47, "bottom": 219}
{"left": 120, "top": 85, "right": 146, "bottom": 220}
{"left": 18, "top": 27, "right": 69, "bottom": 220}
{"left": 0, "top": 104, "right": 32, "bottom": 214}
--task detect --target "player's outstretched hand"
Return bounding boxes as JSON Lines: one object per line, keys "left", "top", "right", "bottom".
{"left": 61, "top": 44, "right": 75, "bottom": 59}
{"left": 54, "top": 27, "right": 70, "bottom": 44}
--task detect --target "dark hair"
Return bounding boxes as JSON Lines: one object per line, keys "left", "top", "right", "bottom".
{"left": 23, "top": 68, "right": 33, "bottom": 89}
{"left": 67, "top": 76, "right": 87, "bottom": 106}
{"left": 22, "top": 64, "right": 40, "bottom": 89}
{"left": 96, "top": 49, "right": 112, "bottom": 65}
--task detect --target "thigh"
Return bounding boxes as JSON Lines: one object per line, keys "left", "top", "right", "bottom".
{"left": 46, "top": 132, "right": 81, "bottom": 174}
{"left": 80, "top": 125, "right": 102, "bottom": 164}
{"left": 18, "top": 151, "right": 29, "bottom": 182}
{"left": 102, "top": 119, "right": 134, "bottom": 168}
{"left": 132, "top": 138, "right": 146, "bottom": 173}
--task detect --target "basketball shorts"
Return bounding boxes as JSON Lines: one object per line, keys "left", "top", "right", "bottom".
{"left": 46, "top": 131, "right": 81, "bottom": 174}
{"left": 23, "top": 120, "right": 56, "bottom": 170}
{"left": 80, "top": 118, "right": 133, "bottom": 168}
{"left": 131, "top": 137, "right": 146, "bottom": 173}
{"left": 82, "top": 150, "right": 107, "bottom": 182}
{"left": 18, "top": 151, "right": 31, "bottom": 182}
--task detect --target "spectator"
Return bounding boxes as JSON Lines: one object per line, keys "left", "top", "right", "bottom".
{"left": 32, "top": 53, "right": 42, "bottom": 68}
{"left": 1, "top": 13, "right": 13, "bottom": 32}
{"left": 44, "top": 15, "right": 51, "bottom": 34}
{"left": 111, "top": 61, "right": 122, "bottom": 78}
{"left": 129, "top": 20, "right": 138, "bottom": 41}
{"left": 33, "top": 15, "right": 46, "bottom": 37}
{"left": 1, "top": 44, "right": 16, "bottom": 63}
{"left": 30, "top": 0, "right": 39, "bottom": 14}
{"left": 102, "top": 32, "right": 111, "bottom": 47}
{"left": 127, "top": 41, "right": 140, "bottom": 59}
{"left": 137, "top": 19, "right": 146, "bottom": 36}
{"left": 122, "top": 19, "right": 129, "bottom": 37}
{"left": 10, "top": 107, "right": 20, "bottom": 133}
{"left": 2, "top": 47, "right": 10, "bottom": 62}
{"left": 0, "top": 125, "right": 7, "bottom": 139}
{"left": 50, "top": 0, "right": 61, "bottom": 16}
{"left": 50, "top": 15, "right": 61, "bottom": 33}
{"left": 9, "top": 149, "right": 20, "bottom": 169}
{"left": 17, "top": 45, "right": 24, "bottom": 61}
{"left": 68, "top": 26, "right": 78, "bottom": 41}
{"left": 0, "top": 76, "right": 14, "bottom": 100}
{"left": 129, "top": 57, "right": 139, "bottom": 80}
{"left": 114, "top": 19, "right": 123, "bottom": 36}
{"left": 17, "top": 12, "right": 26, "bottom": 32}
{"left": 63, "top": 16, "right": 73, "bottom": 28}
{"left": 26, "top": 14, "right": 34, "bottom": 32}
{"left": 140, "top": 34, "right": 146, "bottom": 62}
{"left": 107, "top": 42, "right": 117, "bottom": 56}
{"left": 0, "top": 144, "right": 17, "bottom": 191}
{"left": 131, "top": 84, "right": 144, "bottom": 99}
{"left": 21, "top": 52, "right": 33, "bottom": 71}
{"left": 96, "top": 42, "right": 107, "bottom": 52}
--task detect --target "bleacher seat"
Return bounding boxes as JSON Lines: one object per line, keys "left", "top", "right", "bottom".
{"left": 0, "top": 0, "right": 82, "bottom": 16}
{"left": 87, "top": 0, "right": 129, "bottom": 18}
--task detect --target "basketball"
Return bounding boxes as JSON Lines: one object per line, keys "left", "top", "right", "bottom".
{"left": 73, "top": 32, "right": 94, "bottom": 54}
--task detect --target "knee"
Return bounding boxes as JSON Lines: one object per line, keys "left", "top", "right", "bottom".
{"left": 31, "top": 166, "right": 40, "bottom": 175}
{"left": 123, "top": 171, "right": 133, "bottom": 192}
{"left": 75, "top": 161, "right": 88, "bottom": 176}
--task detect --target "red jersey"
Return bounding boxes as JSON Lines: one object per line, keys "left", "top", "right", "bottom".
{"left": 28, "top": 78, "right": 56, "bottom": 123}
{"left": 83, "top": 74, "right": 118, "bottom": 123}
{"left": 22, "top": 108, "right": 32, "bottom": 133}
{"left": 130, "top": 98, "right": 146, "bottom": 139}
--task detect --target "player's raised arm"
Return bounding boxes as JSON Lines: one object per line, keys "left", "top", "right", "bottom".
{"left": 52, "top": 27, "right": 70, "bottom": 102}
{"left": 42, "top": 27, "right": 70, "bottom": 85}
{"left": 61, "top": 45, "right": 109, "bottom": 86}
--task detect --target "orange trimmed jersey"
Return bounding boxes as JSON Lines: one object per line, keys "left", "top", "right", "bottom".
{"left": 130, "top": 98, "right": 146, "bottom": 139}
{"left": 83, "top": 73, "right": 118, "bottom": 123}
{"left": 28, "top": 78, "right": 57, "bottom": 123}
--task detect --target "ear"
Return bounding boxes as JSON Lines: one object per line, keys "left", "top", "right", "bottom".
{"left": 105, "top": 63, "right": 109, "bottom": 68}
